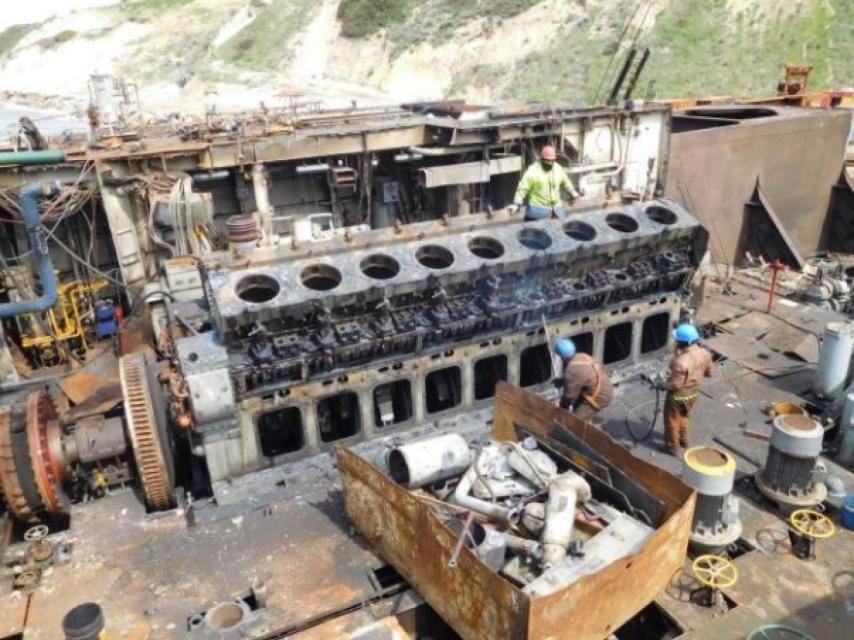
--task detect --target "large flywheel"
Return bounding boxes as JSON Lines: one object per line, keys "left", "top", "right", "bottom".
{"left": 119, "top": 353, "right": 174, "bottom": 510}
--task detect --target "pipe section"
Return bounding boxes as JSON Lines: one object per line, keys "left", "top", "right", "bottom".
{"left": 388, "top": 433, "right": 472, "bottom": 488}
{"left": 0, "top": 182, "right": 60, "bottom": 318}
{"left": 453, "top": 463, "right": 519, "bottom": 525}
{"left": 814, "top": 322, "right": 854, "bottom": 400}
{"left": 541, "top": 472, "right": 591, "bottom": 567}
{"left": 0, "top": 150, "right": 66, "bottom": 166}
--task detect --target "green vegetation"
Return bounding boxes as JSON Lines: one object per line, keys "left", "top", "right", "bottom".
{"left": 337, "top": 0, "right": 418, "bottom": 38}
{"left": 644, "top": 0, "right": 853, "bottom": 99}
{"left": 218, "top": 0, "right": 314, "bottom": 69}
{"left": 0, "top": 23, "right": 40, "bottom": 58}
{"left": 117, "top": 0, "right": 194, "bottom": 21}
{"left": 447, "top": 0, "right": 632, "bottom": 104}
{"left": 338, "top": 0, "right": 543, "bottom": 47}
{"left": 132, "top": 5, "right": 224, "bottom": 82}
{"left": 451, "top": 0, "right": 854, "bottom": 105}
{"left": 34, "top": 30, "right": 77, "bottom": 50}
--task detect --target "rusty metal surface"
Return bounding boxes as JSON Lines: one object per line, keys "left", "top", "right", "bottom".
{"left": 60, "top": 381, "right": 124, "bottom": 423}
{"left": 25, "top": 390, "right": 65, "bottom": 515}
{"left": 490, "top": 384, "right": 695, "bottom": 639}
{"left": 119, "top": 352, "right": 173, "bottom": 510}
{"left": 59, "top": 370, "right": 116, "bottom": 407}
{"left": 337, "top": 383, "right": 695, "bottom": 640}
{"left": 666, "top": 106, "right": 852, "bottom": 263}
{"left": 10, "top": 486, "right": 382, "bottom": 638}
{"left": 704, "top": 333, "right": 805, "bottom": 378}
{"left": 0, "top": 406, "right": 38, "bottom": 522}
{"left": 336, "top": 447, "right": 526, "bottom": 640}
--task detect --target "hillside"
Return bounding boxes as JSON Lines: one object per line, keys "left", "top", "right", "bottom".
{"left": 0, "top": 0, "right": 851, "bottom": 115}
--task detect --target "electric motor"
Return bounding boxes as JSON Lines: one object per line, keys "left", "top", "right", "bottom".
{"left": 756, "top": 414, "right": 827, "bottom": 509}
{"left": 681, "top": 446, "right": 741, "bottom": 552}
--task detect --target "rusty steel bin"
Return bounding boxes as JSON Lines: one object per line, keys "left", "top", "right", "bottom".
{"left": 336, "top": 382, "right": 695, "bottom": 640}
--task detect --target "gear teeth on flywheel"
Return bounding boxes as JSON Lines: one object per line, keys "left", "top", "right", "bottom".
{"left": 120, "top": 353, "right": 173, "bottom": 510}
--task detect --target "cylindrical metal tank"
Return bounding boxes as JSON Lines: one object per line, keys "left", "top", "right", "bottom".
{"left": 388, "top": 433, "right": 472, "bottom": 489}
{"left": 813, "top": 322, "right": 854, "bottom": 400}
{"left": 756, "top": 414, "right": 827, "bottom": 509}
{"left": 681, "top": 446, "right": 741, "bottom": 552}
{"left": 839, "top": 389, "right": 854, "bottom": 466}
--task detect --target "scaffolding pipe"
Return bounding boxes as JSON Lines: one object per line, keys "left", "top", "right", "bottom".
{"left": 0, "top": 182, "right": 60, "bottom": 317}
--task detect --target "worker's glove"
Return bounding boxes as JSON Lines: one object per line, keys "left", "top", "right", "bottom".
{"left": 507, "top": 203, "right": 521, "bottom": 214}
{"left": 569, "top": 189, "right": 581, "bottom": 202}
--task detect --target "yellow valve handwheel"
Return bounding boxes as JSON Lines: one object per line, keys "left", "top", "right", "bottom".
{"left": 789, "top": 509, "right": 835, "bottom": 539}
{"left": 691, "top": 554, "right": 738, "bottom": 590}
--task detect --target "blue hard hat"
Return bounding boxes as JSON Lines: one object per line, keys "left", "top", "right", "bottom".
{"left": 554, "top": 338, "right": 576, "bottom": 359}
{"left": 672, "top": 323, "right": 700, "bottom": 344}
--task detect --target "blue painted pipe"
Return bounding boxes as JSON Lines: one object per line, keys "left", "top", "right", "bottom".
{"left": 0, "top": 182, "right": 59, "bottom": 317}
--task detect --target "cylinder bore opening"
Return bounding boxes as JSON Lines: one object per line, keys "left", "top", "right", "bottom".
{"left": 692, "top": 446, "right": 729, "bottom": 467}
{"left": 205, "top": 602, "right": 245, "bottom": 631}
{"left": 779, "top": 414, "right": 818, "bottom": 432}
{"left": 416, "top": 245, "right": 454, "bottom": 269}
{"left": 235, "top": 273, "right": 280, "bottom": 303}
{"left": 518, "top": 228, "right": 553, "bottom": 250}
{"left": 605, "top": 213, "right": 640, "bottom": 233}
{"left": 564, "top": 220, "right": 597, "bottom": 241}
{"left": 360, "top": 254, "right": 401, "bottom": 280}
{"left": 300, "top": 264, "right": 342, "bottom": 291}
{"left": 388, "top": 450, "right": 409, "bottom": 485}
{"left": 645, "top": 205, "right": 678, "bottom": 225}
{"left": 468, "top": 236, "right": 505, "bottom": 259}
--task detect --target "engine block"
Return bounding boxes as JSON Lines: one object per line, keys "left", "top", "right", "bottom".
{"left": 200, "top": 200, "right": 705, "bottom": 394}
{"left": 172, "top": 200, "right": 708, "bottom": 488}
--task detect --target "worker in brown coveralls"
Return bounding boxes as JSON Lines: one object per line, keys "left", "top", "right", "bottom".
{"left": 656, "top": 323, "right": 714, "bottom": 455}
{"left": 555, "top": 338, "right": 614, "bottom": 421}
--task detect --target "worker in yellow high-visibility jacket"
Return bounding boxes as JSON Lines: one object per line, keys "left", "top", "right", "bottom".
{"left": 509, "top": 145, "right": 580, "bottom": 220}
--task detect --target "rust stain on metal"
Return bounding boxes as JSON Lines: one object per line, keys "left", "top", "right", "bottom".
{"left": 337, "top": 448, "right": 526, "bottom": 640}
{"left": 337, "top": 383, "right": 695, "bottom": 640}
{"left": 59, "top": 370, "right": 113, "bottom": 405}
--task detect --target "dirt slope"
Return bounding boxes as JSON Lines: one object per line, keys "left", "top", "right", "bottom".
{"left": 0, "top": 0, "right": 850, "bottom": 116}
